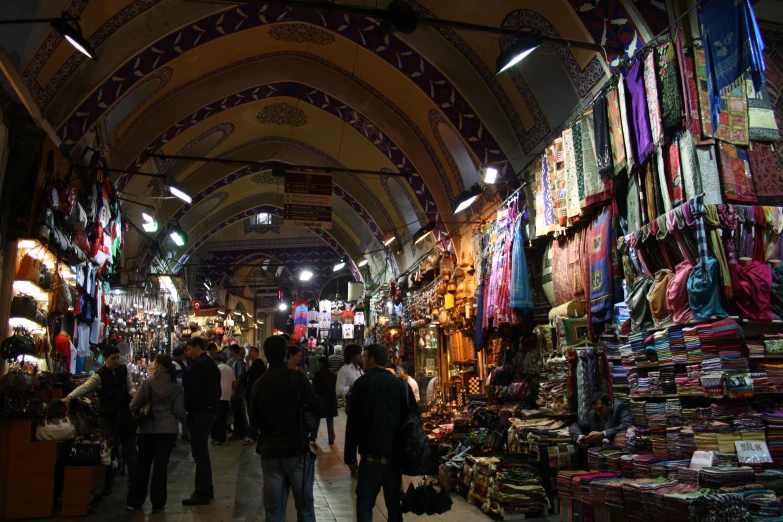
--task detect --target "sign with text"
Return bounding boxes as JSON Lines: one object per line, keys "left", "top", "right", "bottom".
{"left": 284, "top": 171, "right": 332, "bottom": 229}
{"left": 689, "top": 451, "right": 714, "bottom": 470}
{"left": 255, "top": 287, "right": 280, "bottom": 313}
{"left": 735, "top": 441, "right": 773, "bottom": 464}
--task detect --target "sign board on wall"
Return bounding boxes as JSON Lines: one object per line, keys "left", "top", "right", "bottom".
{"left": 735, "top": 441, "right": 773, "bottom": 464}
{"left": 283, "top": 171, "right": 332, "bottom": 229}
{"left": 255, "top": 287, "right": 280, "bottom": 312}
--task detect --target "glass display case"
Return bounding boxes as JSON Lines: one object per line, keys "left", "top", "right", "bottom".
{"left": 414, "top": 326, "right": 441, "bottom": 404}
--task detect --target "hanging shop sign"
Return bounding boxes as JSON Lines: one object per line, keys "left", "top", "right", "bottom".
{"left": 735, "top": 441, "right": 773, "bottom": 465}
{"left": 284, "top": 171, "right": 332, "bottom": 229}
{"left": 255, "top": 286, "right": 280, "bottom": 313}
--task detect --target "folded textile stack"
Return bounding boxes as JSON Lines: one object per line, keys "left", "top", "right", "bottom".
{"left": 753, "top": 468, "right": 783, "bottom": 493}
{"left": 765, "top": 338, "right": 783, "bottom": 355}
{"left": 675, "top": 372, "right": 691, "bottom": 395}
{"left": 654, "top": 330, "right": 673, "bottom": 364}
{"left": 644, "top": 482, "right": 701, "bottom": 520}
{"left": 670, "top": 328, "right": 688, "bottom": 363}
{"left": 588, "top": 447, "right": 602, "bottom": 471}
{"left": 680, "top": 427, "right": 697, "bottom": 457}
{"left": 604, "top": 477, "right": 633, "bottom": 511}
{"left": 557, "top": 470, "right": 591, "bottom": 500}
{"left": 663, "top": 489, "right": 715, "bottom": 522}
{"left": 712, "top": 451, "right": 739, "bottom": 467}
{"left": 632, "top": 455, "right": 669, "bottom": 478}
{"left": 632, "top": 427, "right": 654, "bottom": 455}
{"left": 764, "top": 413, "right": 783, "bottom": 464}
{"left": 605, "top": 341, "right": 623, "bottom": 360}
{"left": 465, "top": 456, "right": 496, "bottom": 507}
{"left": 751, "top": 372, "right": 771, "bottom": 393}
{"left": 589, "top": 477, "right": 620, "bottom": 509}
{"left": 711, "top": 401, "right": 752, "bottom": 422}
{"left": 629, "top": 333, "right": 648, "bottom": 365}
{"left": 611, "top": 362, "right": 628, "bottom": 387}
{"left": 605, "top": 450, "right": 627, "bottom": 474}
{"left": 621, "top": 343, "right": 634, "bottom": 367}
{"left": 596, "top": 448, "right": 625, "bottom": 472}
{"left": 537, "top": 356, "right": 570, "bottom": 414}
{"left": 683, "top": 326, "right": 703, "bottom": 362}
{"left": 628, "top": 370, "right": 640, "bottom": 396}
{"left": 666, "top": 399, "right": 684, "bottom": 426}
{"left": 622, "top": 477, "right": 678, "bottom": 521}
{"left": 716, "top": 432, "right": 742, "bottom": 455}
{"left": 687, "top": 364, "right": 705, "bottom": 394}
{"left": 699, "top": 466, "right": 755, "bottom": 488}
{"left": 757, "top": 362, "right": 783, "bottom": 390}
{"left": 631, "top": 400, "right": 647, "bottom": 426}
{"left": 486, "top": 455, "right": 550, "bottom": 518}
{"left": 651, "top": 429, "right": 668, "bottom": 457}
{"left": 649, "top": 371, "right": 663, "bottom": 395}
{"left": 573, "top": 472, "right": 618, "bottom": 503}
{"left": 747, "top": 340, "right": 765, "bottom": 358}
{"left": 694, "top": 430, "right": 720, "bottom": 452}
{"left": 738, "top": 488, "right": 782, "bottom": 519}
{"left": 700, "top": 358, "right": 725, "bottom": 396}
{"left": 677, "top": 466, "right": 700, "bottom": 485}
{"left": 661, "top": 367, "right": 677, "bottom": 395}
{"left": 666, "top": 428, "right": 683, "bottom": 459}
{"left": 646, "top": 402, "right": 667, "bottom": 428}
{"left": 683, "top": 407, "right": 698, "bottom": 425}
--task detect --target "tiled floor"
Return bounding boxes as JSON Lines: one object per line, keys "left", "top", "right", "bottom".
{"left": 46, "top": 411, "right": 557, "bottom": 521}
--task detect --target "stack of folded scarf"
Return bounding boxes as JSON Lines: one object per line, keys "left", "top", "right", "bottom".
{"left": 680, "top": 427, "right": 697, "bottom": 457}
{"left": 654, "top": 329, "right": 673, "bottom": 364}
{"left": 631, "top": 400, "right": 648, "bottom": 426}
{"left": 662, "top": 366, "right": 677, "bottom": 395}
{"left": 683, "top": 326, "right": 703, "bottom": 362}
{"left": 663, "top": 489, "right": 715, "bottom": 522}
{"left": 666, "top": 428, "right": 683, "bottom": 459}
{"left": 557, "top": 470, "right": 591, "bottom": 500}
{"left": 757, "top": 362, "right": 783, "bottom": 390}
{"left": 747, "top": 340, "right": 765, "bottom": 358}
{"left": 620, "top": 454, "right": 635, "bottom": 477}
{"left": 632, "top": 455, "right": 669, "bottom": 478}
{"left": 751, "top": 372, "right": 771, "bottom": 393}
{"left": 646, "top": 401, "right": 668, "bottom": 428}
{"left": 699, "top": 466, "right": 755, "bottom": 488}
{"left": 486, "top": 455, "right": 550, "bottom": 518}
{"left": 629, "top": 332, "right": 649, "bottom": 365}
{"left": 738, "top": 488, "right": 782, "bottom": 519}
{"left": 763, "top": 412, "right": 783, "bottom": 465}
{"left": 670, "top": 327, "right": 688, "bottom": 363}
{"left": 677, "top": 466, "right": 700, "bottom": 485}
{"left": 666, "top": 399, "right": 684, "bottom": 426}
{"left": 687, "top": 364, "right": 705, "bottom": 394}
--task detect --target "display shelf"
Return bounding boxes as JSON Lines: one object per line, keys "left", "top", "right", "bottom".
{"left": 750, "top": 355, "right": 783, "bottom": 359}
{"left": 628, "top": 393, "right": 707, "bottom": 399}
{"left": 12, "top": 280, "right": 49, "bottom": 301}
{"left": 612, "top": 384, "right": 630, "bottom": 389}
{"left": 752, "top": 391, "right": 783, "bottom": 396}
{"left": 8, "top": 317, "right": 45, "bottom": 330}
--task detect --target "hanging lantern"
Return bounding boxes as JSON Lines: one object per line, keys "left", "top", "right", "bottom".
{"left": 465, "top": 302, "right": 471, "bottom": 318}
{"left": 444, "top": 293, "right": 455, "bottom": 310}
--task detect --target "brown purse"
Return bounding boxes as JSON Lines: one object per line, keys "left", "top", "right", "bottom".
{"left": 49, "top": 266, "right": 72, "bottom": 315}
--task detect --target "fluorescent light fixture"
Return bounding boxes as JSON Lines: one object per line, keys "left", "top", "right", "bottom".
{"left": 278, "top": 302, "right": 287, "bottom": 311}
{"left": 204, "top": 281, "right": 211, "bottom": 290}
{"left": 217, "top": 310, "right": 226, "bottom": 315}
{"left": 168, "top": 184, "right": 192, "bottom": 204}
{"left": 299, "top": 270, "right": 314, "bottom": 281}
{"left": 50, "top": 17, "right": 96, "bottom": 60}
{"left": 246, "top": 313, "right": 253, "bottom": 318}
{"left": 234, "top": 311, "right": 242, "bottom": 316}
{"left": 158, "top": 275, "right": 179, "bottom": 302}
{"left": 496, "top": 34, "right": 541, "bottom": 74}
{"left": 333, "top": 260, "right": 346, "bottom": 272}
{"left": 142, "top": 220, "right": 158, "bottom": 233}
{"left": 413, "top": 221, "right": 436, "bottom": 245}
{"left": 358, "top": 257, "right": 369, "bottom": 267}
{"left": 453, "top": 184, "right": 483, "bottom": 214}
{"left": 481, "top": 165, "right": 498, "bottom": 184}
{"left": 142, "top": 212, "right": 154, "bottom": 223}
{"left": 169, "top": 225, "right": 187, "bottom": 247}
{"left": 13, "top": 281, "right": 48, "bottom": 301}
{"left": 383, "top": 233, "right": 396, "bottom": 246}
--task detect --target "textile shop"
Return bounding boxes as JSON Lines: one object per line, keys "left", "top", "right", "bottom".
{"left": 0, "top": 135, "right": 185, "bottom": 518}
{"left": 379, "top": 2, "right": 783, "bottom": 521}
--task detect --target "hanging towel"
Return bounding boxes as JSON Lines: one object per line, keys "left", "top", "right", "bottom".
{"left": 657, "top": 39, "right": 683, "bottom": 136}
{"left": 717, "top": 142, "right": 758, "bottom": 203}
{"left": 694, "top": 47, "right": 750, "bottom": 145}
{"left": 703, "top": 203, "right": 733, "bottom": 298}
{"left": 699, "top": 0, "right": 765, "bottom": 135}
{"left": 510, "top": 217, "right": 533, "bottom": 313}
{"left": 618, "top": 76, "right": 637, "bottom": 172}
{"left": 644, "top": 51, "right": 664, "bottom": 147}
{"left": 735, "top": 261, "right": 773, "bottom": 322}
{"left": 606, "top": 85, "right": 627, "bottom": 176}
{"left": 686, "top": 256, "right": 728, "bottom": 320}
{"left": 626, "top": 60, "right": 655, "bottom": 164}
{"left": 593, "top": 94, "right": 614, "bottom": 179}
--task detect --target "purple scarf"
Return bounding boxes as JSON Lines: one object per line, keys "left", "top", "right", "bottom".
{"left": 625, "top": 61, "right": 654, "bottom": 164}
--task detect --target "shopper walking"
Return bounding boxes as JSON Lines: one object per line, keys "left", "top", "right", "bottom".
{"left": 127, "top": 354, "right": 187, "bottom": 513}
{"left": 64, "top": 344, "right": 138, "bottom": 501}
{"left": 396, "top": 365, "right": 420, "bottom": 402}
{"left": 211, "top": 358, "right": 235, "bottom": 445}
{"left": 287, "top": 344, "right": 307, "bottom": 376}
{"left": 345, "top": 344, "right": 419, "bottom": 522}
{"left": 336, "top": 344, "right": 363, "bottom": 400}
{"left": 228, "top": 344, "right": 248, "bottom": 441}
{"left": 328, "top": 346, "right": 343, "bottom": 375}
{"left": 182, "top": 337, "right": 222, "bottom": 506}
{"left": 250, "top": 335, "right": 323, "bottom": 522}
{"left": 244, "top": 346, "right": 266, "bottom": 443}
{"left": 312, "top": 357, "right": 337, "bottom": 446}
{"left": 308, "top": 345, "right": 324, "bottom": 378}
{"left": 171, "top": 346, "right": 190, "bottom": 441}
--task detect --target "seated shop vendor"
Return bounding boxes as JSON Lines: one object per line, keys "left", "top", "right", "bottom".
{"left": 569, "top": 392, "right": 633, "bottom": 451}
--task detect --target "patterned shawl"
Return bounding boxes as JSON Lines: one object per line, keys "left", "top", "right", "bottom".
{"left": 717, "top": 142, "right": 758, "bottom": 203}
{"left": 644, "top": 51, "right": 664, "bottom": 147}
{"left": 657, "top": 39, "right": 683, "bottom": 136}
{"left": 696, "top": 144, "right": 724, "bottom": 205}
{"left": 582, "top": 111, "right": 613, "bottom": 208}
{"left": 678, "top": 131, "right": 703, "bottom": 202}
{"left": 606, "top": 85, "right": 627, "bottom": 176}
{"left": 551, "top": 137, "right": 568, "bottom": 227}
{"left": 593, "top": 94, "right": 614, "bottom": 179}
{"left": 590, "top": 205, "right": 616, "bottom": 323}
{"left": 618, "top": 76, "right": 637, "bottom": 172}
{"left": 665, "top": 142, "right": 684, "bottom": 207}
{"left": 563, "top": 128, "right": 582, "bottom": 221}
{"left": 746, "top": 77, "right": 781, "bottom": 142}
{"left": 694, "top": 47, "right": 750, "bottom": 145}
{"left": 748, "top": 142, "right": 783, "bottom": 205}
{"left": 626, "top": 60, "right": 655, "bottom": 163}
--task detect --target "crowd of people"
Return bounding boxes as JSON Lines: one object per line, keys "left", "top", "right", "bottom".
{"left": 62, "top": 334, "right": 424, "bottom": 521}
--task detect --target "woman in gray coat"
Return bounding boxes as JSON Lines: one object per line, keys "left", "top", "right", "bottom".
{"left": 128, "top": 354, "right": 187, "bottom": 512}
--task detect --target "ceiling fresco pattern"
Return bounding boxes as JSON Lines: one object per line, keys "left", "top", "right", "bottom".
{"left": 0, "top": 0, "right": 663, "bottom": 301}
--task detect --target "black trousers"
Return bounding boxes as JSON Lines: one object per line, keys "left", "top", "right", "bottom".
{"left": 188, "top": 413, "right": 217, "bottom": 500}
{"left": 230, "top": 397, "right": 247, "bottom": 437}
{"left": 210, "top": 401, "right": 230, "bottom": 442}
{"left": 130, "top": 433, "right": 177, "bottom": 509}
{"left": 356, "top": 460, "right": 402, "bottom": 522}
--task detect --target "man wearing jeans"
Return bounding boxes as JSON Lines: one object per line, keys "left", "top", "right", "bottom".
{"left": 182, "top": 337, "right": 222, "bottom": 506}
{"left": 345, "top": 344, "right": 418, "bottom": 522}
{"left": 251, "top": 336, "right": 323, "bottom": 522}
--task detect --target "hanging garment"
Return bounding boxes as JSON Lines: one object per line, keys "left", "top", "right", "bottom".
{"left": 626, "top": 60, "right": 655, "bottom": 164}
{"left": 590, "top": 206, "right": 615, "bottom": 323}
{"left": 536, "top": 155, "right": 557, "bottom": 236}
{"left": 572, "top": 119, "right": 587, "bottom": 209}
{"left": 644, "top": 160, "right": 659, "bottom": 222}
{"left": 618, "top": 75, "right": 637, "bottom": 172}
{"left": 644, "top": 50, "right": 665, "bottom": 147}
{"left": 746, "top": 77, "right": 781, "bottom": 142}
{"left": 735, "top": 261, "right": 773, "bottom": 322}
{"left": 678, "top": 131, "right": 704, "bottom": 202}
{"left": 699, "top": 0, "right": 765, "bottom": 136}
{"left": 676, "top": 30, "right": 697, "bottom": 137}
{"left": 716, "top": 203, "right": 742, "bottom": 297}
{"left": 651, "top": 149, "right": 669, "bottom": 216}
{"left": 542, "top": 241, "right": 556, "bottom": 306}
{"left": 669, "top": 206, "right": 699, "bottom": 265}
{"left": 694, "top": 47, "right": 750, "bottom": 145}
{"left": 510, "top": 217, "right": 533, "bottom": 313}
{"left": 684, "top": 196, "right": 712, "bottom": 284}
{"left": 695, "top": 144, "right": 724, "bottom": 205}
{"left": 593, "top": 94, "right": 614, "bottom": 179}
{"left": 765, "top": 207, "right": 783, "bottom": 261}
{"left": 686, "top": 256, "right": 728, "bottom": 320}
{"left": 570, "top": 228, "right": 588, "bottom": 304}
{"left": 647, "top": 269, "right": 675, "bottom": 328}
{"left": 626, "top": 276, "right": 655, "bottom": 332}
{"left": 748, "top": 143, "right": 783, "bottom": 205}
{"left": 665, "top": 143, "right": 684, "bottom": 208}
{"left": 667, "top": 260, "right": 696, "bottom": 324}
{"left": 626, "top": 165, "right": 643, "bottom": 232}
{"left": 563, "top": 128, "right": 582, "bottom": 221}
{"left": 582, "top": 111, "right": 613, "bottom": 207}
{"left": 770, "top": 263, "right": 783, "bottom": 319}
{"left": 739, "top": 205, "right": 757, "bottom": 258}
{"left": 657, "top": 39, "right": 683, "bottom": 136}
{"left": 656, "top": 214, "right": 685, "bottom": 269}
{"left": 553, "top": 236, "right": 573, "bottom": 306}
{"left": 717, "top": 142, "right": 758, "bottom": 203}
{"left": 681, "top": 49, "right": 711, "bottom": 144}
{"left": 606, "top": 84, "right": 627, "bottom": 176}
{"left": 550, "top": 138, "right": 568, "bottom": 226}
{"left": 703, "top": 204, "right": 733, "bottom": 298}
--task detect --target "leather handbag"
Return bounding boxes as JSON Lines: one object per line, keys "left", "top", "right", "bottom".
{"left": 66, "top": 203, "right": 88, "bottom": 231}
{"left": 0, "top": 368, "right": 34, "bottom": 392}
{"left": 35, "top": 416, "right": 76, "bottom": 442}
{"left": 10, "top": 294, "right": 38, "bottom": 321}
{"left": 131, "top": 382, "right": 154, "bottom": 421}
{"left": 1, "top": 332, "right": 37, "bottom": 359}
{"left": 16, "top": 251, "right": 43, "bottom": 284}
{"left": 39, "top": 267, "right": 52, "bottom": 290}
{"left": 49, "top": 269, "right": 73, "bottom": 315}
{"left": 233, "top": 326, "right": 241, "bottom": 336}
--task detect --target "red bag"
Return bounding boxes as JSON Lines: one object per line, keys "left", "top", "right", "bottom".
{"left": 54, "top": 179, "right": 76, "bottom": 216}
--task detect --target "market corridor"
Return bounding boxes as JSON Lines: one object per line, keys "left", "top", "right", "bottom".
{"left": 51, "top": 412, "right": 556, "bottom": 522}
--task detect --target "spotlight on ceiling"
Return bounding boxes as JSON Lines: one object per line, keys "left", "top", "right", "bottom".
{"left": 234, "top": 311, "right": 242, "bottom": 316}
{"left": 413, "top": 221, "right": 436, "bottom": 245}
{"left": 169, "top": 225, "right": 187, "bottom": 247}
{"left": 164, "top": 177, "right": 191, "bottom": 204}
{"left": 278, "top": 302, "right": 287, "bottom": 311}
{"left": 217, "top": 310, "right": 226, "bottom": 315}
{"left": 383, "top": 233, "right": 397, "bottom": 246}
{"left": 142, "top": 220, "right": 159, "bottom": 233}
{"left": 142, "top": 212, "right": 154, "bottom": 223}
{"left": 357, "top": 257, "right": 369, "bottom": 268}
{"left": 496, "top": 34, "right": 541, "bottom": 74}
{"left": 50, "top": 14, "right": 96, "bottom": 60}
{"left": 299, "top": 270, "right": 314, "bottom": 281}
{"left": 481, "top": 165, "right": 498, "bottom": 184}
{"left": 333, "top": 259, "right": 346, "bottom": 272}
{"left": 204, "top": 281, "right": 211, "bottom": 290}
{"left": 453, "top": 184, "right": 484, "bottom": 214}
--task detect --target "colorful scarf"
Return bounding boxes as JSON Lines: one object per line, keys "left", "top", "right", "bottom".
{"left": 510, "top": 217, "right": 533, "bottom": 313}
{"left": 665, "top": 142, "right": 684, "bottom": 207}
{"left": 746, "top": 78, "right": 781, "bottom": 142}
{"left": 542, "top": 241, "right": 556, "bottom": 306}
{"left": 551, "top": 138, "right": 568, "bottom": 226}
{"left": 686, "top": 256, "right": 729, "bottom": 320}
{"left": 582, "top": 111, "right": 613, "bottom": 207}
{"left": 626, "top": 166, "right": 643, "bottom": 232}
{"left": 618, "top": 76, "right": 637, "bottom": 172}
{"left": 696, "top": 144, "right": 724, "bottom": 205}
{"left": 606, "top": 85, "right": 627, "bottom": 176}
{"left": 590, "top": 206, "right": 615, "bottom": 323}
{"left": 656, "top": 146, "right": 673, "bottom": 212}
{"left": 626, "top": 60, "right": 655, "bottom": 164}
{"left": 651, "top": 150, "right": 668, "bottom": 218}
{"left": 694, "top": 47, "right": 750, "bottom": 145}
{"left": 572, "top": 119, "right": 586, "bottom": 209}
{"left": 678, "top": 131, "right": 703, "bottom": 202}
{"left": 699, "top": 0, "right": 766, "bottom": 135}
{"left": 569, "top": 228, "right": 587, "bottom": 304}
{"left": 536, "top": 155, "right": 557, "bottom": 236}
{"left": 685, "top": 196, "right": 712, "bottom": 285}
{"left": 644, "top": 50, "right": 664, "bottom": 147}
{"left": 553, "top": 236, "right": 572, "bottom": 306}
{"left": 717, "top": 142, "right": 758, "bottom": 203}
{"left": 716, "top": 203, "right": 741, "bottom": 297}
{"left": 657, "top": 39, "right": 683, "bottom": 136}
{"left": 563, "top": 128, "right": 582, "bottom": 220}
{"left": 593, "top": 94, "right": 614, "bottom": 179}
{"left": 748, "top": 143, "right": 783, "bottom": 205}
{"left": 644, "top": 160, "right": 658, "bottom": 222}
{"left": 703, "top": 204, "right": 733, "bottom": 298}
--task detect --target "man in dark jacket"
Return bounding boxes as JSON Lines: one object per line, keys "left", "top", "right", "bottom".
{"left": 312, "top": 357, "right": 338, "bottom": 446}
{"left": 244, "top": 346, "right": 266, "bottom": 443}
{"left": 183, "top": 337, "right": 222, "bottom": 505}
{"left": 345, "top": 344, "right": 417, "bottom": 522}
{"left": 251, "top": 335, "right": 323, "bottom": 522}
{"left": 570, "top": 392, "right": 633, "bottom": 469}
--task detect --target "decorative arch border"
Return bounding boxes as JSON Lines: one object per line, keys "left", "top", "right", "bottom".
{"left": 56, "top": 5, "right": 508, "bottom": 172}
{"left": 153, "top": 122, "right": 234, "bottom": 174}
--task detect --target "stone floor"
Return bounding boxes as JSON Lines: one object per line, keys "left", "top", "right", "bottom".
{"left": 45, "top": 411, "right": 558, "bottom": 521}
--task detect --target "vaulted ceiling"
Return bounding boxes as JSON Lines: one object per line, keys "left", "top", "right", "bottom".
{"left": 0, "top": 0, "right": 666, "bottom": 301}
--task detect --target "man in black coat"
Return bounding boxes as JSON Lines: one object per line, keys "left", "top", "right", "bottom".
{"left": 244, "top": 346, "right": 266, "bottom": 442}
{"left": 345, "top": 344, "right": 417, "bottom": 522}
{"left": 569, "top": 392, "right": 633, "bottom": 447}
{"left": 183, "top": 337, "right": 222, "bottom": 505}
{"left": 312, "top": 357, "right": 338, "bottom": 446}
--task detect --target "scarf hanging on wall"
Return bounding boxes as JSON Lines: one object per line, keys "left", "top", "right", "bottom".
{"left": 581, "top": 110, "right": 604, "bottom": 206}
{"left": 699, "top": 0, "right": 766, "bottom": 135}
{"left": 746, "top": 77, "right": 781, "bottom": 142}
{"left": 572, "top": 119, "right": 586, "bottom": 209}
{"left": 665, "top": 142, "right": 684, "bottom": 207}
{"left": 657, "top": 39, "right": 684, "bottom": 136}
{"left": 696, "top": 144, "right": 724, "bottom": 205}
{"left": 618, "top": 76, "right": 637, "bottom": 172}
{"left": 679, "top": 131, "right": 704, "bottom": 202}
{"left": 510, "top": 217, "right": 533, "bottom": 313}
{"left": 553, "top": 237, "right": 573, "bottom": 307}
{"left": 716, "top": 203, "right": 742, "bottom": 297}
{"left": 703, "top": 204, "right": 734, "bottom": 298}
{"left": 606, "top": 85, "right": 627, "bottom": 176}
{"left": 627, "top": 166, "right": 644, "bottom": 232}
{"left": 551, "top": 138, "right": 568, "bottom": 226}
{"left": 593, "top": 94, "right": 615, "bottom": 179}
{"left": 590, "top": 205, "right": 616, "bottom": 323}
{"left": 627, "top": 60, "right": 655, "bottom": 164}
{"left": 717, "top": 142, "right": 758, "bottom": 203}
{"left": 563, "top": 128, "right": 582, "bottom": 221}
{"left": 695, "top": 47, "right": 750, "bottom": 146}
{"left": 644, "top": 51, "right": 665, "bottom": 148}
{"left": 535, "top": 154, "right": 557, "bottom": 237}
{"left": 542, "top": 241, "right": 556, "bottom": 306}
{"left": 569, "top": 229, "right": 587, "bottom": 304}
{"left": 748, "top": 143, "right": 783, "bottom": 205}
{"left": 687, "top": 256, "right": 729, "bottom": 320}
{"left": 644, "top": 160, "right": 660, "bottom": 222}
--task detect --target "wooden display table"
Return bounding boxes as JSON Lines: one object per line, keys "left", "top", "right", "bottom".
{"left": 61, "top": 465, "right": 105, "bottom": 517}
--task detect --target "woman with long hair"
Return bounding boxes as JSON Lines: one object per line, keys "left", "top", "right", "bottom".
{"left": 128, "top": 354, "right": 187, "bottom": 513}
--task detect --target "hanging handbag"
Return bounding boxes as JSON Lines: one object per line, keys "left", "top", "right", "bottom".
{"left": 131, "top": 382, "right": 154, "bottom": 421}
{"left": 16, "top": 250, "right": 44, "bottom": 284}
{"left": 66, "top": 203, "right": 88, "bottom": 231}
{"left": 10, "top": 294, "right": 39, "bottom": 321}
{"left": 54, "top": 179, "right": 76, "bottom": 217}
{"left": 39, "top": 266, "right": 52, "bottom": 290}
{"left": 35, "top": 416, "right": 76, "bottom": 442}
{"left": 233, "top": 326, "right": 241, "bottom": 336}
{"left": 0, "top": 368, "right": 34, "bottom": 392}
{"left": 1, "top": 331, "right": 37, "bottom": 359}
{"left": 49, "top": 268, "right": 73, "bottom": 315}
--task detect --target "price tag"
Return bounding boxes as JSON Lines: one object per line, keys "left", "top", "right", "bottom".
{"left": 689, "top": 451, "right": 714, "bottom": 470}
{"left": 735, "top": 441, "right": 773, "bottom": 464}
